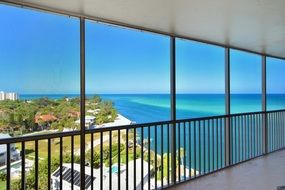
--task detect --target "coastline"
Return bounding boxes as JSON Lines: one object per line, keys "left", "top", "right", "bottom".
{"left": 95, "top": 114, "right": 133, "bottom": 128}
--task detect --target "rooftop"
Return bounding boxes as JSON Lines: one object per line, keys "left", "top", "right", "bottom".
{"left": 0, "top": 134, "right": 11, "bottom": 154}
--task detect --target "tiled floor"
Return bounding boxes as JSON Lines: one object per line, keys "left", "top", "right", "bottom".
{"left": 169, "top": 149, "right": 285, "bottom": 190}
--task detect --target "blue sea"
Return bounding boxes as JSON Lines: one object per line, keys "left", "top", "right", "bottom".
{"left": 19, "top": 93, "right": 285, "bottom": 170}
{"left": 20, "top": 94, "right": 285, "bottom": 123}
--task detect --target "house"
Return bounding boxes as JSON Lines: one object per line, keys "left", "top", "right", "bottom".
{"left": 51, "top": 159, "right": 153, "bottom": 190}
{"left": 35, "top": 114, "right": 58, "bottom": 123}
{"left": 87, "top": 109, "right": 100, "bottom": 115}
{"left": 35, "top": 114, "right": 58, "bottom": 130}
{"left": 75, "top": 116, "right": 96, "bottom": 128}
{"left": 68, "top": 111, "right": 80, "bottom": 118}
{"left": 0, "top": 134, "right": 21, "bottom": 166}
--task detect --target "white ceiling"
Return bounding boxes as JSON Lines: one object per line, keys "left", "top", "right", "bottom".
{"left": 3, "top": 0, "right": 285, "bottom": 59}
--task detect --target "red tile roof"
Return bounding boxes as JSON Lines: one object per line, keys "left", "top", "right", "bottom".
{"left": 35, "top": 114, "right": 57, "bottom": 123}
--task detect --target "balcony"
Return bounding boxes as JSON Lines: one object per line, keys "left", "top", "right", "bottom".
{"left": 169, "top": 148, "right": 285, "bottom": 190}
{"left": 1, "top": 0, "right": 285, "bottom": 190}
{"left": 0, "top": 110, "right": 285, "bottom": 189}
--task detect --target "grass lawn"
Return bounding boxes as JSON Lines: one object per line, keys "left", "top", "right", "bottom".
{"left": 0, "top": 181, "right": 5, "bottom": 190}
{"left": 14, "top": 131, "right": 121, "bottom": 160}
{"left": 15, "top": 134, "right": 94, "bottom": 159}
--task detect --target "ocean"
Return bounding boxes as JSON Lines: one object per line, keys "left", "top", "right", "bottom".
{"left": 19, "top": 93, "right": 285, "bottom": 170}
{"left": 20, "top": 93, "right": 285, "bottom": 123}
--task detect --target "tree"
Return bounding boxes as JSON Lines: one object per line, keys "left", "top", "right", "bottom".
{"left": 16, "top": 157, "right": 62, "bottom": 190}
{"left": 25, "top": 113, "right": 36, "bottom": 131}
{"left": 8, "top": 113, "right": 15, "bottom": 125}
{"left": 0, "top": 172, "right": 6, "bottom": 181}
{"left": 86, "top": 150, "right": 100, "bottom": 168}
{"left": 16, "top": 113, "right": 23, "bottom": 125}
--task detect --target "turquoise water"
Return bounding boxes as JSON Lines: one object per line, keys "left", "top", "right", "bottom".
{"left": 19, "top": 93, "right": 285, "bottom": 171}
{"left": 100, "top": 94, "right": 285, "bottom": 122}
{"left": 111, "top": 165, "right": 119, "bottom": 173}
{"left": 20, "top": 94, "right": 285, "bottom": 123}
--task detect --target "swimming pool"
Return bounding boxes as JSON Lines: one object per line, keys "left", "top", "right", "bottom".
{"left": 0, "top": 161, "right": 21, "bottom": 172}
{"left": 111, "top": 165, "right": 118, "bottom": 174}
{"left": 11, "top": 161, "right": 21, "bottom": 169}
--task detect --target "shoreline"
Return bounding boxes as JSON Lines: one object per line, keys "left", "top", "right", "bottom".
{"left": 94, "top": 114, "right": 133, "bottom": 128}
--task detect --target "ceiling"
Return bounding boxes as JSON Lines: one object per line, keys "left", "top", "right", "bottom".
{"left": 2, "top": 0, "right": 285, "bottom": 59}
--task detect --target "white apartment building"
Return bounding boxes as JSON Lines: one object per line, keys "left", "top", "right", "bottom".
{"left": 0, "top": 91, "right": 18, "bottom": 101}
{"left": 0, "top": 134, "right": 21, "bottom": 165}
{"left": 0, "top": 91, "right": 5, "bottom": 101}
{"left": 5, "top": 92, "right": 18, "bottom": 101}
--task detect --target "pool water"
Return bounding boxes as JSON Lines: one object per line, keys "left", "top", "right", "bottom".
{"left": 11, "top": 162, "right": 21, "bottom": 169}
{"left": 0, "top": 161, "right": 21, "bottom": 174}
{"left": 111, "top": 165, "right": 118, "bottom": 173}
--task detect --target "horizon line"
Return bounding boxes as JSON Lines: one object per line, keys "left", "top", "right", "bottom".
{"left": 17, "top": 92, "right": 285, "bottom": 95}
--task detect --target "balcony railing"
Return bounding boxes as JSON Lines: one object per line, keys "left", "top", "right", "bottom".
{"left": 0, "top": 109, "right": 285, "bottom": 190}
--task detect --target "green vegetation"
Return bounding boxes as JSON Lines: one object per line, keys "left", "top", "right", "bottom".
{"left": 0, "top": 99, "right": 37, "bottom": 134}
{"left": 0, "top": 132, "right": 174, "bottom": 190}
{"left": 8, "top": 155, "right": 81, "bottom": 190}
{"left": 86, "top": 96, "right": 117, "bottom": 125}
{"left": 0, "top": 95, "right": 174, "bottom": 188}
{"left": 0, "top": 181, "right": 5, "bottom": 190}
{"left": 0, "top": 95, "right": 119, "bottom": 189}
{"left": 0, "top": 95, "right": 117, "bottom": 135}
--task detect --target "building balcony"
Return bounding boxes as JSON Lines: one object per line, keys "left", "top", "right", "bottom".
{"left": 170, "top": 149, "right": 285, "bottom": 190}
{"left": 1, "top": 0, "right": 285, "bottom": 190}
{"left": 0, "top": 110, "right": 285, "bottom": 189}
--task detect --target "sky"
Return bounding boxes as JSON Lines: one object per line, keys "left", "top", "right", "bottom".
{"left": 230, "top": 49, "right": 262, "bottom": 94}
{"left": 0, "top": 4, "right": 284, "bottom": 94}
{"left": 176, "top": 39, "right": 225, "bottom": 93}
{"left": 267, "top": 57, "right": 285, "bottom": 94}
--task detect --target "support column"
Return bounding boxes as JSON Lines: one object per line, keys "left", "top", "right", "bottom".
{"left": 225, "top": 47, "right": 231, "bottom": 166}
{"left": 80, "top": 17, "right": 86, "bottom": 190}
{"left": 170, "top": 36, "right": 177, "bottom": 184}
{"left": 262, "top": 55, "right": 268, "bottom": 154}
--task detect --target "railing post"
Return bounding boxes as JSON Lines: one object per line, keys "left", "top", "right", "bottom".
{"left": 80, "top": 17, "right": 86, "bottom": 190}
{"left": 262, "top": 55, "right": 268, "bottom": 154}
{"left": 6, "top": 144, "right": 10, "bottom": 190}
{"left": 170, "top": 36, "right": 177, "bottom": 184}
{"left": 225, "top": 47, "right": 231, "bottom": 166}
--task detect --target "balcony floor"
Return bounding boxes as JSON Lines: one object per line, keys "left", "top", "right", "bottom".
{"left": 169, "top": 149, "right": 285, "bottom": 190}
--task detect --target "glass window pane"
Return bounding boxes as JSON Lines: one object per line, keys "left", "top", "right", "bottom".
{"left": 85, "top": 21, "right": 170, "bottom": 124}
{"left": 0, "top": 4, "right": 80, "bottom": 189}
{"left": 176, "top": 39, "right": 225, "bottom": 119}
{"left": 230, "top": 50, "right": 262, "bottom": 113}
{"left": 267, "top": 57, "right": 285, "bottom": 110}
{"left": 0, "top": 5, "right": 80, "bottom": 134}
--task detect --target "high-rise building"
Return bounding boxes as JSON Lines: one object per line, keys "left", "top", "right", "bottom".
{"left": 0, "top": 91, "right": 18, "bottom": 101}
{"left": 5, "top": 92, "right": 18, "bottom": 101}
{"left": 0, "top": 91, "right": 5, "bottom": 101}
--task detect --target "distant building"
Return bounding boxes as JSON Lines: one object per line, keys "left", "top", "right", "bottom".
{"left": 51, "top": 164, "right": 94, "bottom": 190}
{"left": 68, "top": 111, "right": 80, "bottom": 118}
{"left": 0, "top": 91, "right": 18, "bottom": 101}
{"left": 35, "top": 114, "right": 58, "bottom": 124}
{"left": 0, "top": 134, "right": 21, "bottom": 165}
{"left": 34, "top": 114, "right": 57, "bottom": 130}
{"left": 51, "top": 159, "right": 152, "bottom": 190}
{"left": 5, "top": 92, "right": 18, "bottom": 101}
{"left": 0, "top": 91, "right": 5, "bottom": 101}
{"left": 75, "top": 116, "right": 96, "bottom": 128}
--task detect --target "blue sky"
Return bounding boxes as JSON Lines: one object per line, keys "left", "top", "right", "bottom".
{"left": 230, "top": 49, "right": 262, "bottom": 94}
{"left": 85, "top": 21, "right": 170, "bottom": 94}
{"left": 176, "top": 39, "right": 225, "bottom": 93}
{"left": 267, "top": 57, "right": 285, "bottom": 94}
{"left": 0, "top": 4, "right": 80, "bottom": 94}
{"left": 0, "top": 4, "right": 284, "bottom": 94}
